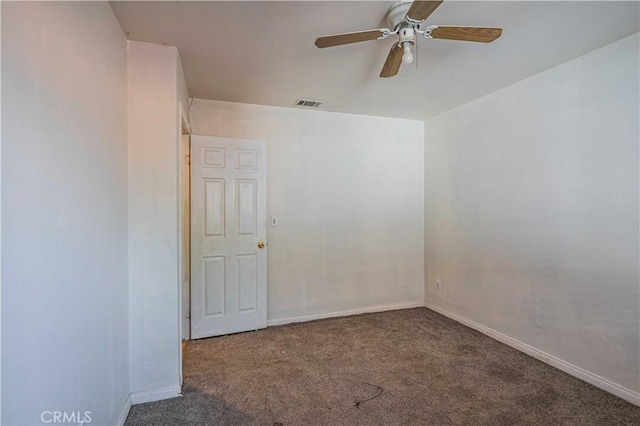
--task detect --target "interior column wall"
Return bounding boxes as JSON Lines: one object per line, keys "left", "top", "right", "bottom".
{"left": 127, "top": 40, "right": 188, "bottom": 398}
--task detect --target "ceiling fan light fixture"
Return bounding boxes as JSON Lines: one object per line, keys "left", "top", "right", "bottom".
{"left": 402, "top": 42, "right": 414, "bottom": 64}
{"left": 398, "top": 26, "right": 415, "bottom": 43}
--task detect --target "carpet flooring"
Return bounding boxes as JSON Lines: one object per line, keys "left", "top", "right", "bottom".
{"left": 125, "top": 308, "right": 639, "bottom": 425}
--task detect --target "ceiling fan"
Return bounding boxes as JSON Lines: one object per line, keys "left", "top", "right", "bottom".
{"left": 314, "top": 0, "right": 503, "bottom": 78}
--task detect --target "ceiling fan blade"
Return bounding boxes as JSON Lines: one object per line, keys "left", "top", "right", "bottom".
{"left": 315, "top": 29, "right": 385, "bottom": 48}
{"left": 429, "top": 26, "right": 503, "bottom": 43}
{"left": 406, "top": 1, "right": 444, "bottom": 22}
{"left": 380, "top": 43, "right": 403, "bottom": 78}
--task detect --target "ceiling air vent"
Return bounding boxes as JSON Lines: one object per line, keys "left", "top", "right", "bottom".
{"left": 295, "top": 99, "right": 323, "bottom": 108}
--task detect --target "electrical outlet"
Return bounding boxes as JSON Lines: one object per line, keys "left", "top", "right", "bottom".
{"left": 435, "top": 279, "right": 442, "bottom": 291}
{"left": 271, "top": 216, "right": 279, "bottom": 227}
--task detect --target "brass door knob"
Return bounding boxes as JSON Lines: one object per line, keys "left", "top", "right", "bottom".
{"left": 257, "top": 241, "right": 266, "bottom": 249}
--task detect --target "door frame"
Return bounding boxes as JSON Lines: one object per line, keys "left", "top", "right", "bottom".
{"left": 177, "top": 102, "right": 191, "bottom": 386}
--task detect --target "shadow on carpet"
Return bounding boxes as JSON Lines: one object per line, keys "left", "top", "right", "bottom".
{"left": 124, "top": 384, "right": 259, "bottom": 426}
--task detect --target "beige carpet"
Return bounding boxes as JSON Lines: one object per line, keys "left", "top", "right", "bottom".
{"left": 126, "top": 308, "right": 639, "bottom": 425}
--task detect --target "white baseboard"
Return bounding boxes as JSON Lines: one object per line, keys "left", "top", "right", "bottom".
{"left": 424, "top": 301, "right": 640, "bottom": 406}
{"left": 267, "top": 301, "right": 424, "bottom": 327}
{"left": 130, "top": 385, "right": 182, "bottom": 405}
{"left": 115, "top": 394, "right": 132, "bottom": 426}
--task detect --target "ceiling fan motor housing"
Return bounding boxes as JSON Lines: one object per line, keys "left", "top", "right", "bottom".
{"left": 386, "top": 0, "right": 414, "bottom": 30}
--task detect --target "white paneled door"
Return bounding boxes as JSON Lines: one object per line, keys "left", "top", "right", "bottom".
{"left": 190, "top": 135, "right": 267, "bottom": 338}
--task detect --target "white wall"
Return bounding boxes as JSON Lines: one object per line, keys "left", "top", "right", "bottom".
{"left": 424, "top": 33, "right": 639, "bottom": 400}
{"left": 190, "top": 100, "right": 425, "bottom": 323}
{"left": 1, "top": 2, "right": 129, "bottom": 424}
{"left": 127, "top": 41, "right": 187, "bottom": 397}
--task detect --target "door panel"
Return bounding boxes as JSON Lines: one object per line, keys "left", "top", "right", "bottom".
{"left": 238, "top": 254, "right": 257, "bottom": 312}
{"left": 191, "top": 135, "right": 267, "bottom": 338}
{"left": 204, "top": 179, "right": 225, "bottom": 236}
{"left": 203, "top": 256, "right": 226, "bottom": 317}
{"left": 237, "top": 180, "right": 256, "bottom": 235}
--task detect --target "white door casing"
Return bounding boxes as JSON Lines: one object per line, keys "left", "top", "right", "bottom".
{"left": 190, "top": 135, "right": 267, "bottom": 338}
{"left": 181, "top": 134, "right": 191, "bottom": 341}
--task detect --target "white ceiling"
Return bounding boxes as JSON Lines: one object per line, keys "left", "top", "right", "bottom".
{"left": 110, "top": 1, "right": 639, "bottom": 120}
